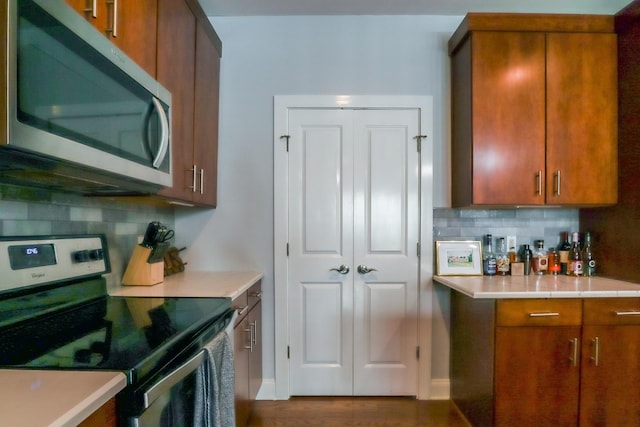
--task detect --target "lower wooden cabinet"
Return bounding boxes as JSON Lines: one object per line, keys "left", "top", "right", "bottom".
{"left": 78, "top": 397, "right": 117, "bottom": 427}
{"left": 451, "top": 294, "right": 640, "bottom": 427}
{"left": 233, "top": 281, "right": 262, "bottom": 427}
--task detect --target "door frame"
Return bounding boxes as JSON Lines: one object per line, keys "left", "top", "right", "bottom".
{"left": 273, "top": 95, "right": 434, "bottom": 399}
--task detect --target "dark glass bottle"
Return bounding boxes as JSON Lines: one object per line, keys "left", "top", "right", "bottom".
{"left": 522, "top": 244, "right": 533, "bottom": 275}
{"left": 569, "top": 232, "right": 583, "bottom": 276}
{"left": 558, "top": 232, "right": 572, "bottom": 275}
{"left": 583, "top": 232, "right": 596, "bottom": 277}
{"left": 483, "top": 234, "right": 497, "bottom": 276}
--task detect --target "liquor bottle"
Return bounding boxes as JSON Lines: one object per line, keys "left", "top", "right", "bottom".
{"left": 495, "top": 237, "right": 510, "bottom": 276}
{"left": 583, "top": 232, "right": 596, "bottom": 277}
{"left": 532, "top": 240, "right": 548, "bottom": 275}
{"left": 521, "top": 244, "right": 533, "bottom": 275}
{"left": 568, "top": 232, "right": 583, "bottom": 276}
{"left": 548, "top": 248, "right": 561, "bottom": 276}
{"left": 483, "top": 234, "right": 497, "bottom": 276}
{"left": 558, "top": 232, "right": 572, "bottom": 275}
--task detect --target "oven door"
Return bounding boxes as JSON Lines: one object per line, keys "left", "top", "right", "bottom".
{"left": 130, "top": 349, "right": 206, "bottom": 427}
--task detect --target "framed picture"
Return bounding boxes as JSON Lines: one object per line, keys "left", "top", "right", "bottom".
{"left": 435, "top": 240, "right": 483, "bottom": 276}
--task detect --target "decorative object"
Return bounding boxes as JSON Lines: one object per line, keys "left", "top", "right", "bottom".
{"left": 435, "top": 240, "right": 483, "bottom": 276}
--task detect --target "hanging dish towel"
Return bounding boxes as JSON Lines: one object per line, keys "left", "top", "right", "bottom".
{"left": 194, "top": 321, "right": 236, "bottom": 427}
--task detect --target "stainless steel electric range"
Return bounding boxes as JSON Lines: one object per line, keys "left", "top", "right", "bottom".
{"left": 0, "top": 234, "right": 234, "bottom": 426}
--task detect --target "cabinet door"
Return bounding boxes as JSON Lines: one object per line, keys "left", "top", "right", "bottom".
{"left": 248, "top": 301, "right": 262, "bottom": 401}
{"left": 156, "top": 0, "right": 196, "bottom": 202}
{"left": 234, "top": 316, "right": 251, "bottom": 427}
{"left": 192, "top": 22, "right": 221, "bottom": 207}
{"left": 467, "top": 31, "right": 546, "bottom": 205}
{"left": 495, "top": 326, "right": 581, "bottom": 427}
{"left": 580, "top": 325, "right": 640, "bottom": 425}
{"left": 64, "top": 0, "right": 157, "bottom": 76}
{"left": 546, "top": 32, "right": 618, "bottom": 205}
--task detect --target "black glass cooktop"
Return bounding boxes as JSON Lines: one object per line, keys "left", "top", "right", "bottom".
{"left": 0, "top": 278, "right": 232, "bottom": 384}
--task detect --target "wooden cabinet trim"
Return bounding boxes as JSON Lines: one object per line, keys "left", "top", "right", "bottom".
{"left": 449, "top": 13, "right": 615, "bottom": 54}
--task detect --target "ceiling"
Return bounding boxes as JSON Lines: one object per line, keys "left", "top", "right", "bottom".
{"left": 198, "top": 0, "right": 633, "bottom": 17}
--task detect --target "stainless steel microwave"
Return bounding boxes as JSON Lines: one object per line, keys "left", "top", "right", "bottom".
{"left": 0, "top": 0, "right": 172, "bottom": 194}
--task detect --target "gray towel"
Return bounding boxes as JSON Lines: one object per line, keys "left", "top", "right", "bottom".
{"left": 194, "top": 331, "right": 235, "bottom": 427}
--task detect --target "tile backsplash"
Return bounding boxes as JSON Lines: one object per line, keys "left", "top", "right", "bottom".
{"left": 434, "top": 207, "right": 580, "bottom": 251}
{"left": 0, "top": 184, "right": 174, "bottom": 288}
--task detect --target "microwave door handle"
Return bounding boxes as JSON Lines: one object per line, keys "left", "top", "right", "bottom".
{"left": 150, "top": 97, "right": 169, "bottom": 169}
{"left": 142, "top": 349, "right": 206, "bottom": 409}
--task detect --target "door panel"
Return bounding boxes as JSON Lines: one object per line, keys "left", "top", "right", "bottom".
{"left": 288, "top": 108, "right": 418, "bottom": 396}
{"left": 288, "top": 109, "right": 354, "bottom": 395}
{"left": 353, "top": 110, "right": 419, "bottom": 395}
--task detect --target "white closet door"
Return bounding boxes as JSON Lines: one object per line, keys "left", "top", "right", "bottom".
{"left": 352, "top": 109, "right": 419, "bottom": 395}
{"left": 288, "top": 108, "right": 419, "bottom": 396}
{"left": 288, "top": 109, "right": 354, "bottom": 395}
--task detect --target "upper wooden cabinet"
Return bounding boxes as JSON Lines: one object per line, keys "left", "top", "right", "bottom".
{"left": 65, "top": 0, "right": 222, "bottom": 208}
{"left": 64, "top": 0, "right": 158, "bottom": 76}
{"left": 449, "top": 14, "right": 618, "bottom": 208}
{"left": 155, "top": 0, "right": 221, "bottom": 207}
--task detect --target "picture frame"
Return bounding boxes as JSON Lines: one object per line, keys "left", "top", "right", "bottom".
{"left": 435, "top": 240, "right": 483, "bottom": 276}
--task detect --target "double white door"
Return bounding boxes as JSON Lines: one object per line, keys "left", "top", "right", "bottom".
{"left": 287, "top": 108, "right": 420, "bottom": 395}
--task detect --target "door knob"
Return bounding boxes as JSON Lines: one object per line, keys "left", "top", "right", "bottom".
{"left": 357, "top": 265, "right": 377, "bottom": 274}
{"left": 330, "top": 264, "right": 350, "bottom": 274}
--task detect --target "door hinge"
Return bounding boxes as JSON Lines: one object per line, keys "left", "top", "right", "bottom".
{"left": 414, "top": 134, "right": 427, "bottom": 153}
{"left": 287, "top": 345, "right": 290, "bottom": 359}
{"left": 280, "top": 134, "right": 290, "bottom": 152}
{"left": 417, "top": 242, "right": 421, "bottom": 258}
{"left": 286, "top": 243, "right": 289, "bottom": 257}
{"left": 416, "top": 346, "right": 420, "bottom": 359}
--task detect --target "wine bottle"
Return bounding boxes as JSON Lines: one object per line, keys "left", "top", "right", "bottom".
{"left": 583, "top": 232, "right": 596, "bottom": 277}
{"left": 483, "top": 234, "right": 497, "bottom": 276}
{"left": 568, "top": 232, "right": 583, "bottom": 277}
{"left": 558, "top": 231, "right": 572, "bottom": 275}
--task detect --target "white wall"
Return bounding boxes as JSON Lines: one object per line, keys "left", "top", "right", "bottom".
{"left": 175, "top": 14, "right": 463, "bottom": 392}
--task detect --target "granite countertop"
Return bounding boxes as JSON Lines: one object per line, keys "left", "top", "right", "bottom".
{"left": 434, "top": 274, "right": 640, "bottom": 299}
{"left": 0, "top": 370, "right": 126, "bottom": 427}
{"left": 109, "top": 270, "right": 263, "bottom": 299}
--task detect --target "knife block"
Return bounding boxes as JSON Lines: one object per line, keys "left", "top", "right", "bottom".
{"left": 122, "top": 245, "right": 164, "bottom": 286}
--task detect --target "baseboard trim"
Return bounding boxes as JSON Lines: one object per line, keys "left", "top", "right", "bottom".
{"left": 256, "top": 379, "right": 276, "bottom": 400}
{"left": 429, "top": 379, "right": 450, "bottom": 400}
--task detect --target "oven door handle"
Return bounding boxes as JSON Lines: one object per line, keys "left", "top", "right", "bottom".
{"left": 142, "top": 349, "right": 206, "bottom": 409}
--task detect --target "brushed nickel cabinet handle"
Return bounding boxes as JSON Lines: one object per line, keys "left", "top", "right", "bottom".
{"left": 106, "top": 0, "right": 118, "bottom": 37}
{"left": 536, "top": 170, "right": 542, "bottom": 196}
{"left": 555, "top": 170, "right": 561, "bottom": 196}
{"left": 615, "top": 310, "right": 640, "bottom": 316}
{"left": 528, "top": 312, "right": 560, "bottom": 317}
{"left": 569, "top": 338, "right": 578, "bottom": 367}
{"left": 590, "top": 337, "right": 600, "bottom": 367}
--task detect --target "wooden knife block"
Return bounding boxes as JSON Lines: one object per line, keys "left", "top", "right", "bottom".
{"left": 122, "top": 245, "right": 164, "bottom": 286}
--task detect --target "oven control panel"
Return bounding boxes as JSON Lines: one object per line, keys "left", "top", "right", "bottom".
{"left": 0, "top": 235, "right": 110, "bottom": 292}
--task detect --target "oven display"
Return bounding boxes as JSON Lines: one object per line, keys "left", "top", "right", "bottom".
{"left": 8, "top": 244, "right": 57, "bottom": 270}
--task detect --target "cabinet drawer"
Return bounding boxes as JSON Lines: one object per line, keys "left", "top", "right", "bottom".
{"left": 248, "top": 280, "right": 262, "bottom": 309}
{"left": 496, "top": 299, "right": 582, "bottom": 326}
{"left": 583, "top": 298, "right": 640, "bottom": 325}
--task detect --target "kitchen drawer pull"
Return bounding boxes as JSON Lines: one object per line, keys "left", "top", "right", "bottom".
{"left": 555, "top": 170, "right": 561, "bottom": 196}
{"left": 199, "top": 168, "right": 205, "bottom": 194}
{"left": 250, "top": 291, "right": 262, "bottom": 299}
{"left": 536, "top": 170, "right": 542, "bottom": 196}
{"left": 237, "top": 305, "right": 249, "bottom": 316}
{"left": 529, "top": 312, "right": 560, "bottom": 317}
{"left": 106, "top": 0, "right": 118, "bottom": 37}
{"left": 615, "top": 310, "right": 640, "bottom": 316}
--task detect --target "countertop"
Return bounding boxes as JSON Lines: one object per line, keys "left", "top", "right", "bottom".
{"left": 434, "top": 274, "right": 640, "bottom": 299}
{"left": 109, "top": 270, "right": 263, "bottom": 299}
{"left": 0, "top": 370, "right": 126, "bottom": 427}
